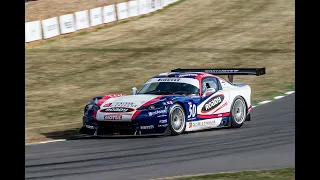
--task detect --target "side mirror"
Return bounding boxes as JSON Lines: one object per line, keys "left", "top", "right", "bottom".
{"left": 131, "top": 87, "right": 137, "bottom": 95}
{"left": 202, "top": 88, "right": 216, "bottom": 97}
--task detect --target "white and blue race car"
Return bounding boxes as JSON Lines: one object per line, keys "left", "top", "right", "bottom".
{"left": 79, "top": 68, "right": 266, "bottom": 136}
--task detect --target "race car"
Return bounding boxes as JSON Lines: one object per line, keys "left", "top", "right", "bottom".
{"left": 79, "top": 67, "right": 266, "bottom": 136}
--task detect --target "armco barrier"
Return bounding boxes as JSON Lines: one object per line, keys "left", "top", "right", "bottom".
{"left": 25, "top": 0, "right": 181, "bottom": 43}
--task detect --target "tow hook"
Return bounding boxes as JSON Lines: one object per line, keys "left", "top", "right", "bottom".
{"left": 134, "top": 130, "right": 141, "bottom": 135}
{"left": 94, "top": 127, "right": 99, "bottom": 136}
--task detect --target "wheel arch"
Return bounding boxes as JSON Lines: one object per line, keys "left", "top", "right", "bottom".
{"left": 173, "top": 101, "right": 187, "bottom": 114}
{"left": 168, "top": 101, "right": 187, "bottom": 135}
{"left": 231, "top": 95, "right": 248, "bottom": 114}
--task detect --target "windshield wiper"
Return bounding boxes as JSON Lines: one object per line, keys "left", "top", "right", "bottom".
{"left": 144, "top": 91, "right": 176, "bottom": 95}
{"left": 174, "top": 91, "right": 191, "bottom": 95}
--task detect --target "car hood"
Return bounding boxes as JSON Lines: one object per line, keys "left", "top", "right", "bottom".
{"left": 96, "top": 94, "right": 166, "bottom": 121}
{"left": 101, "top": 94, "right": 163, "bottom": 110}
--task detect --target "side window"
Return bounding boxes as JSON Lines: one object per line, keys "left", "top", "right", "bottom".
{"left": 202, "top": 77, "right": 221, "bottom": 93}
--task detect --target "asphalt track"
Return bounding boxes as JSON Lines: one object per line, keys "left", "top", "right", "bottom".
{"left": 25, "top": 93, "right": 295, "bottom": 180}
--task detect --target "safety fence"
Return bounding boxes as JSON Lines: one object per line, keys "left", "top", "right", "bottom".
{"left": 25, "top": 0, "right": 180, "bottom": 43}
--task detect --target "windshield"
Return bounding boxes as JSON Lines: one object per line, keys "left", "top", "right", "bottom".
{"left": 137, "top": 82, "right": 200, "bottom": 95}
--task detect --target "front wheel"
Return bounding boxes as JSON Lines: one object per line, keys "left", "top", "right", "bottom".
{"left": 169, "top": 104, "right": 186, "bottom": 135}
{"left": 230, "top": 97, "right": 247, "bottom": 128}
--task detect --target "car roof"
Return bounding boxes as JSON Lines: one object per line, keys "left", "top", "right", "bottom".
{"left": 151, "top": 72, "right": 218, "bottom": 79}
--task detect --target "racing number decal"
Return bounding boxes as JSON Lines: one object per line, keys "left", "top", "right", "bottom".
{"left": 188, "top": 102, "right": 196, "bottom": 118}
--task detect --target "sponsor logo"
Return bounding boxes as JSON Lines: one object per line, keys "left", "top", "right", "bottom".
{"left": 188, "top": 117, "right": 197, "bottom": 121}
{"left": 101, "top": 107, "right": 134, "bottom": 112}
{"left": 104, "top": 115, "right": 122, "bottom": 120}
{"left": 157, "top": 114, "right": 167, "bottom": 117}
{"left": 202, "top": 95, "right": 224, "bottom": 112}
{"left": 158, "top": 78, "right": 181, "bottom": 82}
{"left": 167, "top": 101, "right": 173, "bottom": 104}
{"left": 190, "top": 120, "right": 216, "bottom": 128}
{"left": 159, "top": 119, "right": 167, "bottom": 123}
{"left": 148, "top": 109, "right": 167, "bottom": 116}
{"left": 178, "top": 74, "right": 198, "bottom": 77}
{"left": 111, "top": 102, "right": 138, "bottom": 108}
{"left": 200, "top": 74, "right": 212, "bottom": 77}
{"left": 158, "top": 124, "right": 168, "bottom": 128}
{"left": 105, "top": 94, "right": 123, "bottom": 98}
{"left": 205, "top": 70, "right": 239, "bottom": 73}
{"left": 140, "top": 125, "right": 154, "bottom": 129}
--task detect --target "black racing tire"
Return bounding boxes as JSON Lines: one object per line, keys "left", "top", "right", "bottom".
{"left": 230, "top": 97, "right": 247, "bottom": 128}
{"left": 169, "top": 104, "right": 186, "bottom": 135}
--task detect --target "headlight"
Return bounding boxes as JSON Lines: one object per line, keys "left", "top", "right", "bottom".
{"left": 86, "top": 104, "right": 100, "bottom": 110}
{"left": 137, "top": 103, "right": 164, "bottom": 110}
{"left": 84, "top": 104, "right": 100, "bottom": 115}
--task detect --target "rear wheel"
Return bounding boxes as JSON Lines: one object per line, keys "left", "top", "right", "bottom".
{"left": 169, "top": 104, "right": 186, "bottom": 135}
{"left": 230, "top": 97, "right": 247, "bottom": 128}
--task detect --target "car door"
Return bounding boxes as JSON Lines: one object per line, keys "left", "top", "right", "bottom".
{"left": 197, "top": 77, "right": 231, "bottom": 119}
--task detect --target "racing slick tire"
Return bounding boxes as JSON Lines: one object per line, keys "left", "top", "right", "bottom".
{"left": 230, "top": 97, "right": 247, "bottom": 128}
{"left": 169, "top": 104, "right": 186, "bottom": 135}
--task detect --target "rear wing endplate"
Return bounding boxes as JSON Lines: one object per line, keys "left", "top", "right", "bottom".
{"left": 171, "top": 67, "right": 266, "bottom": 83}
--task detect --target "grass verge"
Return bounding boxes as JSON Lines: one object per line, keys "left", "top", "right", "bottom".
{"left": 25, "top": 0, "right": 294, "bottom": 143}
{"left": 169, "top": 168, "right": 295, "bottom": 180}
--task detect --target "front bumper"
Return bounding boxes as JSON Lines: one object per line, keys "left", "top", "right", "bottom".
{"left": 79, "top": 118, "right": 170, "bottom": 136}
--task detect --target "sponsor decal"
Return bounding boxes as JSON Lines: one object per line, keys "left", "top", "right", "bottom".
{"left": 159, "top": 119, "right": 167, "bottom": 123}
{"left": 148, "top": 109, "right": 167, "bottom": 116}
{"left": 189, "top": 122, "right": 192, "bottom": 128}
{"left": 104, "top": 115, "right": 122, "bottom": 120}
{"left": 101, "top": 107, "right": 134, "bottom": 112}
{"left": 167, "top": 101, "right": 173, "bottom": 104}
{"left": 205, "top": 70, "right": 239, "bottom": 73}
{"left": 140, "top": 125, "right": 154, "bottom": 129}
{"left": 158, "top": 124, "right": 168, "bottom": 128}
{"left": 190, "top": 120, "right": 216, "bottom": 128}
{"left": 202, "top": 95, "right": 224, "bottom": 112}
{"left": 157, "top": 114, "right": 167, "bottom": 117}
{"left": 188, "top": 117, "right": 197, "bottom": 121}
{"left": 199, "top": 74, "right": 212, "bottom": 77}
{"left": 179, "top": 74, "right": 198, "bottom": 77}
{"left": 111, "top": 102, "right": 138, "bottom": 108}
{"left": 158, "top": 78, "right": 181, "bottom": 82}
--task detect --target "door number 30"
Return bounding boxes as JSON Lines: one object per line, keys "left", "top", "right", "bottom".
{"left": 188, "top": 102, "right": 196, "bottom": 118}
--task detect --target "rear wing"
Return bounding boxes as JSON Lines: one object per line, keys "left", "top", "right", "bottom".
{"left": 171, "top": 67, "right": 266, "bottom": 83}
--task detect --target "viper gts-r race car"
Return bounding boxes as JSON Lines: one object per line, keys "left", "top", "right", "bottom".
{"left": 79, "top": 68, "right": 266, "bottom": 137}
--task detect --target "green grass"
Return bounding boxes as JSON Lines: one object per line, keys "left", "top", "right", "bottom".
{"left": 25, "top": 0, "right": 294, "bottom": 143}
{"left": 170, "top": 168, "right": 295, "bottom": 180}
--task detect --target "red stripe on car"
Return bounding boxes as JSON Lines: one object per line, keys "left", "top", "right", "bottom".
{"left": 93, "top": 110, "right": 98, "bottom": 119}
{"left": 141, "top": 96, "right": 163, "bottom": 107}
{"left": 213, "top": 102, "right": 228, "bottom": 113}
{"left": 197, "top": 112, "right": 230, "bottom": 119}
{"left": 131, "top": 110, "right": 142, "bottom": 120}
{"left": 96, "top": 94, "right": 123, "bottom": 107}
